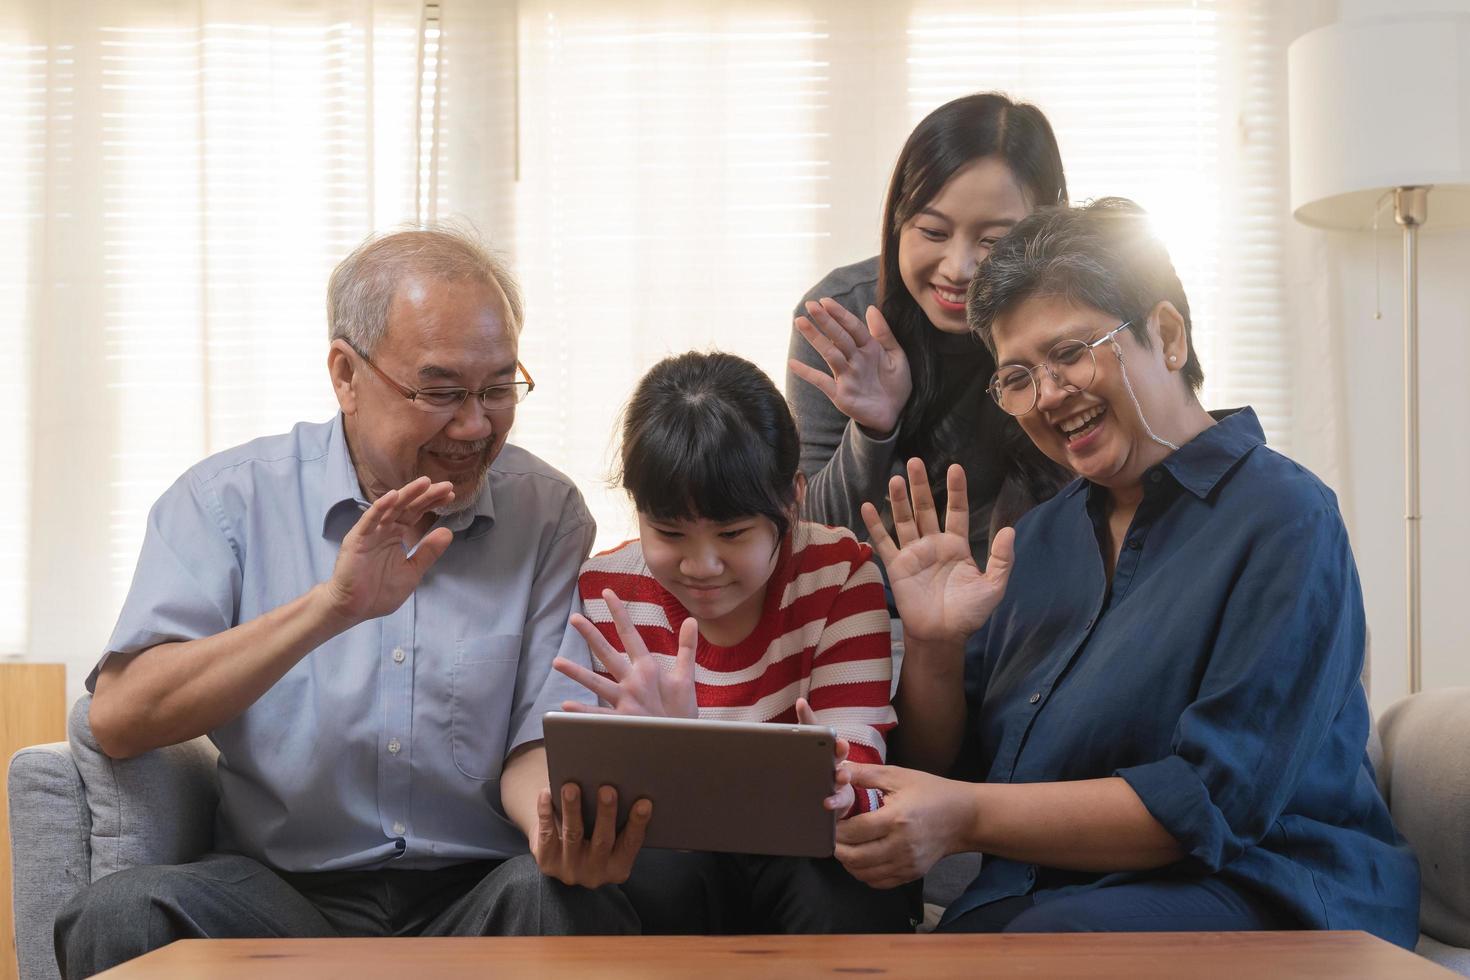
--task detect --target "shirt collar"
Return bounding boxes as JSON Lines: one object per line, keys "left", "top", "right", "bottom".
{"left": 1159, "top": 406, "right": 1264, "bottom": 498}
{"left": 1063, "top": 406, "right": 1264, "bottom": 502}
{"left": 319, "top": 414, "right": 496, "bottom": 540}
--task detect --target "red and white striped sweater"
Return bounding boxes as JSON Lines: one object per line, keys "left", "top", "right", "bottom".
{"left": 577, "top": 521, "right": 897, "bottom": 814}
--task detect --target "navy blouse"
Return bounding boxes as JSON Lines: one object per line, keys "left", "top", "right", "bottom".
{"left": 945, "top": 408, "right": 1420, "bottom": 947}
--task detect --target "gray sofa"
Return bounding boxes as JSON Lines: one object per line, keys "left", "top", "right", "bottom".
{"left": 9, "top": 691, "right": 1470, "bottom": 980}
{"left": 8, "top": 696, "right": 217, "bottom": 980}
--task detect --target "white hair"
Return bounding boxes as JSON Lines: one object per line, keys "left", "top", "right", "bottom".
{"left": 327, "top": 225, "right": 523, "bottom": 354}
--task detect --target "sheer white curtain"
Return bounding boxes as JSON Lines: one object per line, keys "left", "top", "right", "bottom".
{"left": 3, "top": 0, "right": 433, "bottom": 699}
{"left": 5, "top": 0, "right": 1312, "bottom": 704}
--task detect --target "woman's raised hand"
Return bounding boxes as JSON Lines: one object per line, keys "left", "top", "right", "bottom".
{"left": 861, "top": 459, "right": 1014, "bottom": 645}
{"left": 555, "top": 589, "right": 700, "bottom": 719}
{"left": 790, "top": 299, "right": 912, "bottom": 436}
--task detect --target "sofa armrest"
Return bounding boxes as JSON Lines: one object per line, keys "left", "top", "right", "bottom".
{"left": 1378, "top": 686, "right": 1470, "bottom": 951}
{"left": 67, "top": 695, "right": 220, "bottom": 881}
{"left": 9, "top": 743, "right": 90, "bottom": 980}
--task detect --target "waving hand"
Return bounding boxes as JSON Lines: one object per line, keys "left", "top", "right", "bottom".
{"left": 861, "top": 460, "right": 1014, "bottom": 645}
{"left": 555, "top": 589, "right": 700, "bottom": 719}
{"left": 322, "top": 476, "right": 456, "bottom": 626}
{"left": 790, "top": 300, "right": 912, "bottom": 436}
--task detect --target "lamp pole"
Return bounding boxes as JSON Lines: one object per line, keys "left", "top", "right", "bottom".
{"left": 1395, "top": 186, "right": 1427, "bottom": 694}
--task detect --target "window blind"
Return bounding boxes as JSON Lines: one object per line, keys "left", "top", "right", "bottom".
{"left": 9, "top": 0, "right": 422, "bottom": 691}
{"left": 0, "top": 12, "right": 47, "bottom": 655}
{"left": 906, "top": 0, "right": 1291, "bottom": 447}
{"left": 512, "top": 0, "right": 1292, "bottom": 553}
{"left": 513, "top": 0, "right": 834, "bottom": 547}
{"left": 8, "top": 0, "right": 1296, "bottom": 693}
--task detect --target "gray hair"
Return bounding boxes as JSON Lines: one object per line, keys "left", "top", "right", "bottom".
{"left": 967, "top": 197, "right": 1204, "bottom": 392}
{"left": 327, "top": 225, "right": 524, "bottom": 354}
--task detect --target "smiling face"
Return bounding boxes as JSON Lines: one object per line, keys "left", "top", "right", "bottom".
{"left": 329, "top": 274, "right": 520, "bottom": 510}
{"left": 992, "top": 293, "right": 1188, "bottom": 493}
{"left": 897, "top": 156, "right": 1031, "bottom": 335}
{"left": 637, "top": 512, "right": 783, "bottom": 647}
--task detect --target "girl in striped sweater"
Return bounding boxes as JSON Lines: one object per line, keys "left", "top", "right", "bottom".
{"left": 552, "top": 350, "right": 911, "bottom": 934}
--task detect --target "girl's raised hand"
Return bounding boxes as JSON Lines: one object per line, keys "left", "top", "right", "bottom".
{"left": 861, "top": 459, "right": 1014, "bottom": 645}
{"left": 790, "top": 300, "right": 912, "bottom": 436}
{"left": 555, "top": 589, "right": 699, "bottom": 719}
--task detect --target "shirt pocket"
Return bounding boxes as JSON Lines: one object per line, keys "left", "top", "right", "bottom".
{"left": 450, "top": 633, "right": 523, "bottom": 780}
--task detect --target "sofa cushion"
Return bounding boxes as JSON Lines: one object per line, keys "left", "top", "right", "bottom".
{"left": 67, "top": 694, "right": 220, "bottom": 881}
{"left": 923, "top": 851, "right": 983, "bottom": 908}
{"left": 1416, "top": 934, "right": 1470, "bottom": 975}
{"left": 1378, "top": 687, "right": 1470, "bottom": 951}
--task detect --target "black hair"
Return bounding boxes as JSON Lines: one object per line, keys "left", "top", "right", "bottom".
{"left": 878, "top": 92, "right": 1069, "bottom": 468}
{"left": 968, "top": 197, "right": 1204, "bottom": 393}
{"left": 619, "top": 351, "right": 801, "bottom": 541}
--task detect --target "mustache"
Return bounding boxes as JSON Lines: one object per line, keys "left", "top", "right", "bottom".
{"left": 425, "top": 438, "right": 492, "bottom": 455}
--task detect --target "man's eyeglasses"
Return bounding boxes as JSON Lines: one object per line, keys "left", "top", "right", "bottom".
{"left": 987, "top": 321, "right": 1132, "bottom": 417}
{"left": 349, "top": 343, "right": 535, "bottom": 413}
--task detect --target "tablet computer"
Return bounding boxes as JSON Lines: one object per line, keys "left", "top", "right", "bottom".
{"left": 542, "top": 711, "right": 837, "bottom": 858}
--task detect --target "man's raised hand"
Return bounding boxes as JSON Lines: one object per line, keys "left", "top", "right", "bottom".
{"left": 321, "top": 476, "right": 456, "bottom": 626}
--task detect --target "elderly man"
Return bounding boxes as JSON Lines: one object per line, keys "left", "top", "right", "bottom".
{"left": 54, "top": 229, "right": 643, "bottom": 977}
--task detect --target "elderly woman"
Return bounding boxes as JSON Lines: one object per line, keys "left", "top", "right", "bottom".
{"left": 834, "top": 198, "right": 1420, "bottom": 943}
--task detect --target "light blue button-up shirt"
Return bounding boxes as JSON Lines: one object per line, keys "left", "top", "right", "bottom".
{"left": 90, "top": 415, "right": 597, "bottom": 872}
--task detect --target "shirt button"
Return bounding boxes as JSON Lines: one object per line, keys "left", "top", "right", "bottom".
{"left": 392, "top": 821, "right": 405, "bottom": 836}
{"left": 1149, "top": 471, "right": 1162, "bottom": 483}
{"left": 392, "top": 647, "right": 406, "bottom": 664}
{"left": 1127, "top": 538, "right": 1141, "bottom": 550}
{"left": 1029, "top": 692, "right": 1041, "bottom": 704}
{"left": 388, "top": 738, "right": 401, "bottom": 754}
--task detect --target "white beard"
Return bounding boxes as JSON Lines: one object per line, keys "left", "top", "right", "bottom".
{"left": 434, "top": 463, "right": 491, "bottom": 516}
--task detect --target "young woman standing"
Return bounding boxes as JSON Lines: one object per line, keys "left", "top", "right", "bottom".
{"left": 787, "top": 92, "right": 1071, "bottom": 557}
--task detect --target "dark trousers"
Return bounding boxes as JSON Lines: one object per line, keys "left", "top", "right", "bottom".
{"left": 940, "top": 875, "right": 1296, "bottom": 934}
{"left": 618, "top": 848, "right": 915, "bottom": 935}
{"left": 54, "top": 852, "right": 637, "bottom": 979}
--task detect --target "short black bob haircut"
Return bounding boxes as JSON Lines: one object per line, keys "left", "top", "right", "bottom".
{"left": 967, "top": 197, "right": 1204, "bottom": 393}
{"left": 618, "top": 351, "right": 801, "bottom": 541}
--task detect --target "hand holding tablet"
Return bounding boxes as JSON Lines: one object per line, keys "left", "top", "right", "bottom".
{"left": 530, "top": 779, "right": 649, "bottom": 888}
{"left": 797, "top": 697, "right": 854, "bottom": 815}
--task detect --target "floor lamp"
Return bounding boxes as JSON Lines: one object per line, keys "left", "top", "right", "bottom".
{"left": 1288, "top": 14, "right": 1470, "bottom": 694}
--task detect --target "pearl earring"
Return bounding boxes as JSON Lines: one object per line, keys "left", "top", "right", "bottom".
{"left": 1168, "top": 355, "right": 1178, "bottom": 363}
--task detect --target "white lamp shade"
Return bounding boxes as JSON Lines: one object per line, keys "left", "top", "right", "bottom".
{"left": 1289, "top": 13, "right": 1470, "bottom": 230}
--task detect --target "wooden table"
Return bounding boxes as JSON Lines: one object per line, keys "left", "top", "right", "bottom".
{"left": 96, "top": 932, "right": 1458, "bottom": 979}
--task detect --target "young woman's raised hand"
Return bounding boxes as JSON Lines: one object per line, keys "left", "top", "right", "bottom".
{"left": 861, "top": 459, "right": 1014, "bottom": 644}
{"left": 790, "top": 299, "right": 912, "bottom": 437}
{"left": 555, "top": 589, "right": 699, "bottom": 718}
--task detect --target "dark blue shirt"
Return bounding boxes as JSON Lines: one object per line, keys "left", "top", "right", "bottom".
{"left": 944, "top": 408, "right": 1420, "bottom": 947}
